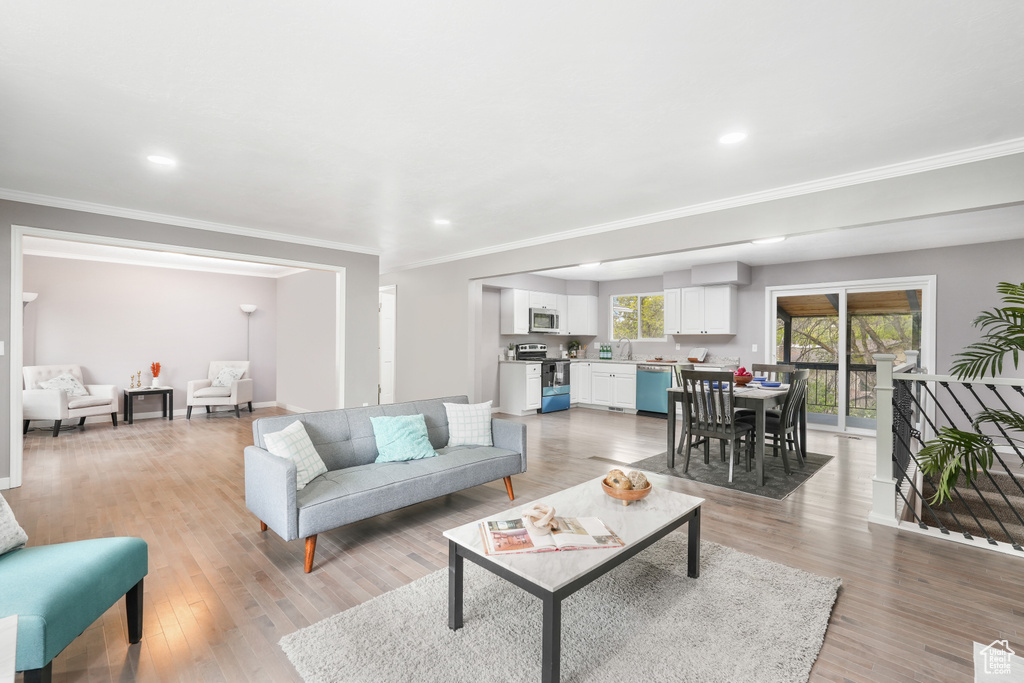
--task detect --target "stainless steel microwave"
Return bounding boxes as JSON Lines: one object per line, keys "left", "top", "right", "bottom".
{"left": 529, "top": 308, "right": 559, "bottom": 333}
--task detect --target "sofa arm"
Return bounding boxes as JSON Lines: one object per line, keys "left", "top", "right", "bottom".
{"left": 232, "top": 378, "right": 254, "bottom": 404}
{"left": 186, "top": 379, "right": 212, "bottom": 402}
{"left": 492, "top": 418, "right": 527, "bottom": 473}
{"left": 23, "top": 389, "right": 70, "bottom": 420}
{"left": 244, "top": 446, "right": 299, "bottom": 541}
{"left": 85, "top": 384, "right": 118, "bottom": 402}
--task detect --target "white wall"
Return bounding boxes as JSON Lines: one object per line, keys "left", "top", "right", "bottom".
{"left": 22, "top": 255, "right": 278, "bottom": 411}
{"left": 276, "top": 270, "right": 340, "bottom": 412}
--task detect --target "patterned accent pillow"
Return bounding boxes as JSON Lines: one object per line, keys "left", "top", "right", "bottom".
{"left": 39, "top": 372, "right": 89, "bottom": 396}
{"left": 0, "top": 493, "right": 28, "bottom": 556}
{"left": 211, "top": 367, "right": 245, "bottom": 388}
{"left": 263, "top": 420, "right": 328, "bottom": 490}
{"left": 444, "top": 401, "right": 493, "bottom": 447}
{"left": 370, "top": 415, "right": 438, "bottom": 463}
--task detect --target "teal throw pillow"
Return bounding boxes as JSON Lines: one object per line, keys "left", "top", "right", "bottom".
{"left": 371, "top": 414, "right": 438, "bottom": 463}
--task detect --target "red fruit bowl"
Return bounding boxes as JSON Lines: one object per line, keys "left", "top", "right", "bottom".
{"left": 734, "top": 374, "right": 752, "bottom": 385}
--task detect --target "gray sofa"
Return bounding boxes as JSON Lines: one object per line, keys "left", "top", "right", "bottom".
{"left": 244, "top": 395, "right": 527, "bottom": 572}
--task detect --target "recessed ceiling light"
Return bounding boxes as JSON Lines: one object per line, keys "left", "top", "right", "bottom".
{"left": 146, "top": 155, "right": 176, "bottom": 166}
{"left": 580, "top": 262, "right": 601, "bottom": 268}
{"left": 719, "top": 131, "right": 747, "bottom": 145}
{"left": 433, "top": 219, "right": 451, "bottom": 226}
{"left": 752, "top": 236, "right": 786, "bottom": 245}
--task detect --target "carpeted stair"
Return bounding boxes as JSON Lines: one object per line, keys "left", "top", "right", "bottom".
{"left": 920, "top": 468, "right": 1024, "bottom": 546}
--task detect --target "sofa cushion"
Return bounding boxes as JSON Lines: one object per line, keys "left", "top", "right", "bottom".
{"left": 39, "top": 373, "right": 88, "bottom": 397}
{"left": 211, "top": 367, "right": 244, "bottom": 388}
{"left": 444, "top": 401, "right": 493, "bottom": 447}
{"left": 0, "top": 493, "right": 28, "bottom": 556}
{"left": 194, "top": 387, "right": 233, "bottom": 398}
{"left": 370, "top": 415, "right": 437, "bottom": 463}
{"left": 67, "top": 396, "right": 112, "bottom": 410}
{"left": 263, "top": 421, "right": 328, "bottom": 490}
{"left": 296, "top": 446, "right": 523, "bottom": 536}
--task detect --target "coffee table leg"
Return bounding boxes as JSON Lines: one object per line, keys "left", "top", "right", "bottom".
{"left": 542, "top": 593, "right": 561, "bottom": 683}
{"left": 448, "top": 540, "right": 463, "bottom": 630}
{"left": 688, "top": 507, "right": 701, "bottom": 579}
{"left": 667, "top": 395, "right": 677, "bottom": 469}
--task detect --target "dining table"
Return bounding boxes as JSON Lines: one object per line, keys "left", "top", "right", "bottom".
{"left": 666, "top": 383, "right": 805, "bottom": 487}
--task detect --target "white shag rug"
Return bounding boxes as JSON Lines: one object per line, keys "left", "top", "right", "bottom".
{"left": 280, "top": 536, "right": 841, "bottom": 683}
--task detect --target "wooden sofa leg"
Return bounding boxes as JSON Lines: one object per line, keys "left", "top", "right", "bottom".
{"left": 126, "top": 578, "right": 144, "bottom": 644}
{"left": 23, "top": 661, "right": 52, "bottom": 683}
{"left": 248, "top": 401, "right": 254, "bottom": 413}
{"left": 259, "top": 520, "right": 268, "bottom": 532}
{"left": 111, "top": 412, "right": 118, "bottom": 427}
{"left": 503, "top": 476, "right": 515, "bottom": 501}
{"left": 235, "top": 404, "right": 241, "bottom": 418}
{"left": 186, "top": 406, "right": 192, "bottom": 419}
{"left": 304, "top": 535, "right": 317, "bottom": 573}
{"left": 23, "top": 420, "right": 29, "bottom": 435}
{"left": 52, "top": 420, "right": 62, "bottom": 438}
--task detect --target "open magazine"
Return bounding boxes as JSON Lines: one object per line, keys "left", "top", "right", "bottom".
{"left": 478, "top": 516, "right": 624, "bottom": 556}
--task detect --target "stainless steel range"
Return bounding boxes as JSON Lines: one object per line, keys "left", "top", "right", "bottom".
{"left": 514, "top": 344, "right": 570, "bottom": 413}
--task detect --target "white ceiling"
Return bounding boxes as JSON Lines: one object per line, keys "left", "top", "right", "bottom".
{"left": 534, "top": 204, "right": 1024, "bottom": 281}
{"left": 22, "top": 236, "right": 307, "bottom": 278}
{"left": 2, "top": 2, "right": 1024, "bottom": 273}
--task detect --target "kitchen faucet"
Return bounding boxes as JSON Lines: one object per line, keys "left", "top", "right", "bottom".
{"left": 617, "top": 338, "right": 633, "bottom": 361}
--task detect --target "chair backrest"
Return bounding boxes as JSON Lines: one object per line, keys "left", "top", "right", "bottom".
{"left": 678, "top": 370, "right": 738, "bottom": 439}
{"left": 778, "top": 369, "right": 810, "bottom": 428}
{"left": 23, "top": 364, "right": 85, "bottom": 390}
{"left": 208, "top": 361, "right": 250, "bottom": 381}
{"left": 752, "top": 363, "right": 796, "bottom": 383}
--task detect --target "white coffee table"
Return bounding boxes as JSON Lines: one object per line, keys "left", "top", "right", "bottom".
{"left": 443, "top": 472, "right": 703, "bottom": 683}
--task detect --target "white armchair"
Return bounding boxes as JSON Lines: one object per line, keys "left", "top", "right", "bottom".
{"left": 186, "top": 361, "right": 254, "bottom": 419}
{"left": 23, "top": 365, "right": 119, "bottom": 437}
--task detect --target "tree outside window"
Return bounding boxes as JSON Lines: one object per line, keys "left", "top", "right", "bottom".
{"left": 611, "top": 294, "right": 664, "bottom": 340}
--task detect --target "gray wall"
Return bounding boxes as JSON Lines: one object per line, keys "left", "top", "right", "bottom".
{"left": 1, "top": 198, "right": 379, "bottom": 481}
{"left": 480, "top": 288, "right": 502, "bottom": 406}
{"left": 381, "top": 153, "right": 1024, "bottom": 405}
{"left": 276, "top": 270, "right": 341, "bottom": 412}
{"left": 22, "top": 255, "right": 278, "bottom": 411}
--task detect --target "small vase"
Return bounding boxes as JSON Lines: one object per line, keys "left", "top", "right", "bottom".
{"left": 151, "top": 377, "right": 161, "bottom": 387}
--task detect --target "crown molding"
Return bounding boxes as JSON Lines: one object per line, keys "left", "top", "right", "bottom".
{"left": 0, "top": 188, "right": 382, "bottom": 256}
{"left": 382, "top": 137, "right": 1024, "bottom": 273}
{"left": 21, "top": 246, "right": 305, "bottom": 279}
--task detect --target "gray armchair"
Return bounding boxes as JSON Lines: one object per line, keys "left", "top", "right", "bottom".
{"left": 23, "top": 365, "right": 118, "bottom": 437}
{"left": 186, "top": 361, "right": 254, "bottom": 419}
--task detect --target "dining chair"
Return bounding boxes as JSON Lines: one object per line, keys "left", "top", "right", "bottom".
{"left": 738, "top": 369, "right": 809, "bottom": 474}
{"left": 676, "top": 370, "right": 754, "bottom": 482}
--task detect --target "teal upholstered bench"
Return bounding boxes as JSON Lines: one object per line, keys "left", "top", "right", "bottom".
{"left": 0, "top": 537, "right": 148, "bottom": 683}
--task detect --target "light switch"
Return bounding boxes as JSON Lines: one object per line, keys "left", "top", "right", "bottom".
{"left": 0, "top": 341, "right": 4, "bottom": 355}
{"left": 751, "top": 344, "right": 758, "bottom": 352}
{"left": 675, "top": 343, "right": 680, "bottom": 351}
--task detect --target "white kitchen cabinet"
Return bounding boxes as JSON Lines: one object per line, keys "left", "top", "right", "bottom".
{"left": 500, "top": 289, "right": 530, "bottom": 335}
{"left": 566, "top": 295, "right": 599, "bottom": 336}
{"left": 679, "top": 285, "right": 737, "bottom": 335}
{"left": 663, "top": 288, "right": 681, "bottom": 335}
{"left": 571, "top": 362, "right": 592, "bottom": 403}
{"left": 590, "top": 363, "right": 636, "bottom": 410}
{"left": 499, "top": 362, "right": 542, "bottom": 415}
{"left": 529, "top": 291, "right": 557, "bottom": 310}
{"left": 554, "top": 294, "right": 568, "bottom": 333}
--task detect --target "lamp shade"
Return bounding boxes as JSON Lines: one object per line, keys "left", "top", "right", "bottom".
{"left": 240, "top": 304, "right": 257, "bottom": 314}
{"left": 23, "top": 292, "right": 38, "bottom": 303}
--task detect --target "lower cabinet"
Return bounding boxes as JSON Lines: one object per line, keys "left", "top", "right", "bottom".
{"left": 571, "top": 362, "right": 592, "bottom": 404}
{"left": 589, "top": 364, "right": 636, "bottom": 410}
{"left": 499, "top": 362, "right": 542, "bottom": 415}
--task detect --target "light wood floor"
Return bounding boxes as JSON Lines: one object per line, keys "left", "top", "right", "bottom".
{"left": 7, "top": 407, "right": 1023, "bottom": 682}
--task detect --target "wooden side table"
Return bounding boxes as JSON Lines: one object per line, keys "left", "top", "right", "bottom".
{"left": 123, "top": 387, "right": 174, "bottom": 424}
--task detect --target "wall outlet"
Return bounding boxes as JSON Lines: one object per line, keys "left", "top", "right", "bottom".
{"left": 751, "top": 344, "right": 758, "bottom": 352}
{"left": 675, "top": 343, "right": 680, "bottom": 351}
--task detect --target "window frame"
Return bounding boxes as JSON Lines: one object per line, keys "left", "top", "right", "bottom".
{"left": 609, "top": 291, "right": 667, "bottom": 342}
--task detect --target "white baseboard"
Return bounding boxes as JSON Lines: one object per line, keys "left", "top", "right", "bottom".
{"left": 126, "top": 400, "right": 279, "bottom": 421}
{"left": 0, "top": 477, "right": 11, "bottom": 491}
{"left": 276, "top": 402, "right": 311, "bottom": 414}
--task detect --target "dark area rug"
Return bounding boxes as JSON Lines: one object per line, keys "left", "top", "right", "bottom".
{"left": 620, "top": 447, "right": 834, "bottom": 500}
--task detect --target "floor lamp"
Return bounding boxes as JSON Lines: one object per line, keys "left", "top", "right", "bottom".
{"left": 240, "top": 304, "right": 257, "bottom": 360}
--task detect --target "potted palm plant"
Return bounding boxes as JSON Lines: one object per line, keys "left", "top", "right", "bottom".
{"left": 919, "top": 282, "right": 1024, "bottom": 503}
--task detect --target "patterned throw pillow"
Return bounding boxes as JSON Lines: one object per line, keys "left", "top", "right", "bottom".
{"left": 39, "top": 372, "right": 89, "bottom": 396}
{"left": 211, "top": 367, "right": 245, "bottom": 388}
{"left": 263, "top": 420, "right": 328, "bottom": 490}
{"left": 0, "top": 493, "right": 28, "bottom": 556}
{"left": 444, "top": 401, "right": 493, "bottom": 447}
{"left": 370, "top": 415, "right": 438, "bottom": 463}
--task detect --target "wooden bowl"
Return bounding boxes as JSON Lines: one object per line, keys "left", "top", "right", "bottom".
{"left": 602, "top": 480, "right": 653, "bottom": 506}
{"left": 734, "top": 374, "right": 752, "bottom": 385}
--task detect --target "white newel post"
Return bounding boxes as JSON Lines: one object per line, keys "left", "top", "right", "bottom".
{"left": 904, "top": 350, "right": 919, "bottom": 371}
{"left": 870, "top": 354, "right": 898, "bottom": 526}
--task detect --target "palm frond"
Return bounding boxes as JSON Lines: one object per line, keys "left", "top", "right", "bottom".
{"left": 973, "top": 408, "right": 1024, "bottom": 437}
{"left": 919, "top": 428, "right": 995, "bottom": 505}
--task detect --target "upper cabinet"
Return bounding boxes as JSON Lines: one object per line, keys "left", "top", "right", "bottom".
{"left": 529, "top": 291, "right": 557, "bottom": 309}
{"left": 565, "top": 294, "right": 598, "bottom": 336}
{"left": 665, "top": 285, "right": 737, "bottom": 335}
{"left": 500, "top": 289, "right": 531, "bottom": 335}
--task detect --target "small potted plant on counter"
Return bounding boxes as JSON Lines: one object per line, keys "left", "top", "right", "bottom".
{"left": 568, "top": 340, "right": 581, "bottom": 358}
{"left": 507, "top": 343, "right": 516, "bottom": 360}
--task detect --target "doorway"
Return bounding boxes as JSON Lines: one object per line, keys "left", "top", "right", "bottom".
{"left": 767, "top": 276, "right": 935, "bottom": 433}
{"left": 378, "top": 285, "right": 396, "bottom": 405}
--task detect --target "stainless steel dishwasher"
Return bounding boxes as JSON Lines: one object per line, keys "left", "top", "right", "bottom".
{"left": 636, "top": 364, "right": 673, "bottom": 414}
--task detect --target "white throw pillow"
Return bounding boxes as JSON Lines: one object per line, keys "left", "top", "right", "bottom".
{"left": 263, "top": 420, "right": 328, "bottom": 490}
{"left": 444, "top": 401, "right": 493, "bottom": 447}
{"left": 211, "top": 367, "right": 244, "bottom": 388}
{"left": 39, "top": 372, "right": 89, "bottom": 397}
{"left": 0, "top": 493, "right": 28, "bottom": 556}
